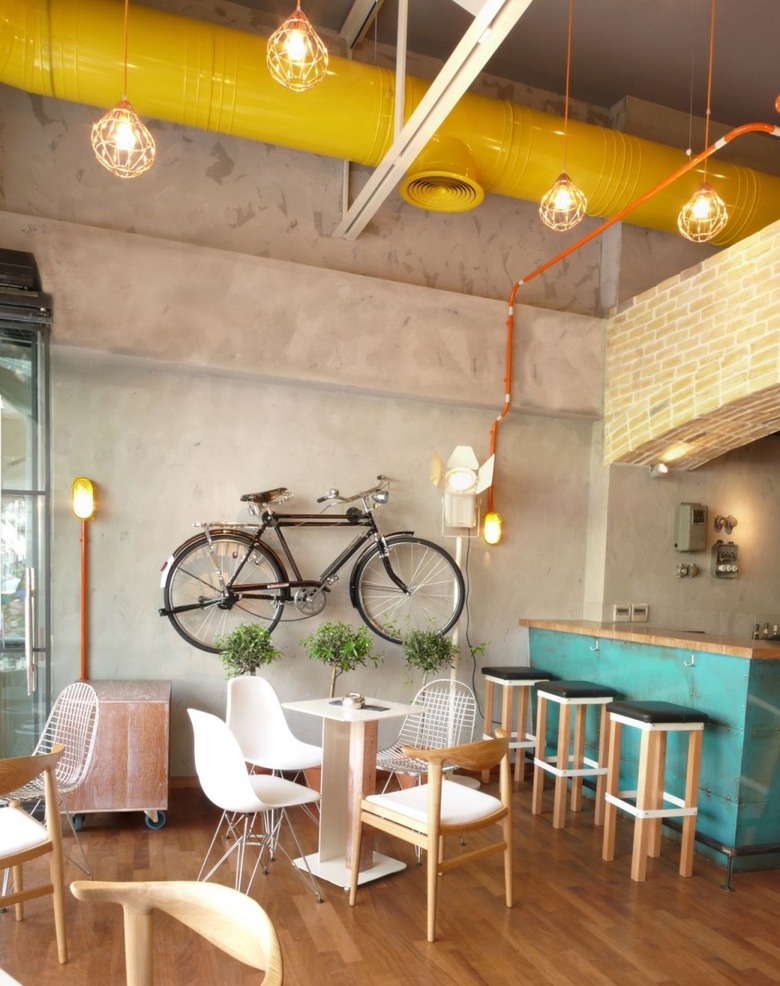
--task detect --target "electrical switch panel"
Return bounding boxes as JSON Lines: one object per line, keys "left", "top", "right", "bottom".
{"left": 712, "top": 540, "right": 739, "bottom": 578}
{"left": 674, "top": 502, "right": 708, "bottom": 552}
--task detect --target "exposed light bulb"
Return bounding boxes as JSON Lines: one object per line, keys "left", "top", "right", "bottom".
{"left": 267, "top": 5, "right": 328, "bottom": 92}
{"left": 539, "top": 172, "right": 588, "bottom": 232}
{"left": 678, "top": 181, "right": 729, "bottom": 242}
{"left": 91, "top": 98, "right": 156, "bottom": 179}
{"left": 483, "top": 511, "right": 502, "bottom": 545}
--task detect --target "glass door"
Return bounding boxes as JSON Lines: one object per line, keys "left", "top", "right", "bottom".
{"left": 0, "top": 319, "right": 50, "bottom": 757}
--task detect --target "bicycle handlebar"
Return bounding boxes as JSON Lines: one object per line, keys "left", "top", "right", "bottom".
{"left": 316, "top": 475, "right": 389, "bottom": 506}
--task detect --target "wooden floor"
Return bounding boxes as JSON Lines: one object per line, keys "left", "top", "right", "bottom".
{"left": 2, "top": 779, "right": 779, "bottom": 985}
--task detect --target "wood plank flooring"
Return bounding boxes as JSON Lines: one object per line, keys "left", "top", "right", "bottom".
{"left": 1, "top": 780, "right": 778, "bottom": 985}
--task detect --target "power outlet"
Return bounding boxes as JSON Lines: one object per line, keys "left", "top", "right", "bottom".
{"left": 613, "top": 604, "right": 631, "bottom": 622}
{"left": 631, "top": 603, "right": 649, "bottom": 623}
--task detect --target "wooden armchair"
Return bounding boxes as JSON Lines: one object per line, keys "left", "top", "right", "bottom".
{"left": 349, "top": 729, "right": 512, "bottom": 942}
{"left": 0, "top": 745, "right": 67, "bottom": 964}
{"left": 70, "top": 880, "right": 283, "bottom": 985}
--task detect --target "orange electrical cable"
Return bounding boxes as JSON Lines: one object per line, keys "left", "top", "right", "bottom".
{"left": 487, "top": 120, "right": 780, "bottom": 518}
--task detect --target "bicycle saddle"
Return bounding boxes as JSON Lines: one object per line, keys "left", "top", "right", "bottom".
{"left": 240, "top": 487, "right": 290, "bottom": 505}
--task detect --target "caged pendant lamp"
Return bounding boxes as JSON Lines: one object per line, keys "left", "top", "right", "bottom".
{"left": 678, "top": 0, "right": 729, "bottom": 242}
{"left": 267, "top": 1, "right": 329, "bottom": 92}
{"left": 91, "top": 0, "right": 156, "bottom": 179}
{"left": 539, "top": 0, "right": 587, "bottom": 232}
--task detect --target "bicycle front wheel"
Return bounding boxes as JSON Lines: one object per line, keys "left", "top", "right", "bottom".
{"left": 351, "top": 536, "right": 465, "bottom": 643}
{"left": 162, "top": 531, "right": 286, "bottom": 653}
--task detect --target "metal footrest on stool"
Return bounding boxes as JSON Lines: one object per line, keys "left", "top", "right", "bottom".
{"left": 480, "top": 666, "right": 556, "bottom": 786}
{"left": 601, "top": 700, "right": 710, "bottom": 882}
{"left": 532, "top": 680, "right": 619, "bottom": 829}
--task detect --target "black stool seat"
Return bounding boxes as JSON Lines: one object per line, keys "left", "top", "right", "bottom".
{"left": 481, "top": 666, "right": 555, "bottom": 681}
{"left": 536, "top": 680, "right": 619, "bottom": 700}
{"left": 607, "top": 700, "right": 709, "bottom": 725}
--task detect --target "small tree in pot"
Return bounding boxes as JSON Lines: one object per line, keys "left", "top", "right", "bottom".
{"left": 216, "top": 622, "right": 282, "bottom": 678}
{"left": 402, "top": 628, "right": 458, "bottom": 682}
{"left": 302, "top": 621, "right": 382, "bottom": 698}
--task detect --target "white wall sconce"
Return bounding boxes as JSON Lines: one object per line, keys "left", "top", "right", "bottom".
{"left": 432, "top": 445, "right": 494, "bottom": 534}
{"left": 649, "top": 463, "right": 669, "bottom": 479}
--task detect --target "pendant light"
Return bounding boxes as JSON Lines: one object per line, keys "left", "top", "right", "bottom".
{"left": 267, "top": 1, "right": 329, "bottom": 93}
{"left": 91, "top": 0, "right": 156, "bottom": 179}
{"left": 678, "top": 0, "right": 728, "bottom": 242}
{"left": 539, "top": 0, "right": 587, "bottom": 232}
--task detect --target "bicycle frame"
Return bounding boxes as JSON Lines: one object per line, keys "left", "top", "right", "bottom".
{"left": 220, "top": 506, "right": 412, "bottom": 603}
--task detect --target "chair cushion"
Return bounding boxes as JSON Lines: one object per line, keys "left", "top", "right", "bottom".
{"left": 535, "top": 680, "right": 619, "bottom": 700}
{"left": 481, "top": 666, "right": 555, "bottom": 682}
{"left": 0, "top": 804, "right": 49, "bottom": 856}
{"left": 607, "top": 700, "right": 710, "bottom": 725}
{"left": 365, "top": 779, "right": 503, "bottom": 828}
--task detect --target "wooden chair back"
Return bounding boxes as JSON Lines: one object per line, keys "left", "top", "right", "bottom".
{"left": 70, "top": 879, "right": 283, "bottom": 985}
{"left": 0, "top": 745, "right": 67, "bottom": 963}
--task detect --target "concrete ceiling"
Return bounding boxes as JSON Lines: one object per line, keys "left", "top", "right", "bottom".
{"left": 241, "top": 0, "right": 779, "bottom": 127}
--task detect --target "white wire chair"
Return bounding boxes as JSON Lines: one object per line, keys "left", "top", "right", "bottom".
{"left": 1, "top": 681, "right": 99, "bottom": 877}
{"left": 376, "top": 678, "right": 477, "bottom": 791}
{"left": 188, "top": 708, "right": 322, "bottom": 901}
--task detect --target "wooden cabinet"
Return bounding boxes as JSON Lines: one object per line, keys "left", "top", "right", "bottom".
{"left": 62, "top": 680, "right": 171, "bottom": 825}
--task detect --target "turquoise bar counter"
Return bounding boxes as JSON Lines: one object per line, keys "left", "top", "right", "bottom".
{"left": 520, "top": 620, "right": 780, "bottom": 876}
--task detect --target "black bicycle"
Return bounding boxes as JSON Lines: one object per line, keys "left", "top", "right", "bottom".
{"left": 159, "top": 476, "right": 465, "bottom": 653}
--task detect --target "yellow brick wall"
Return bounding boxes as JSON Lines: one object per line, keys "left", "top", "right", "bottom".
{"left": 604, "top": 219, "right": 780, "bottom": 469}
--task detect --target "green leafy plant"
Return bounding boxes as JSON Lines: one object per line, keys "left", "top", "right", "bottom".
{"left": 215, "top": 622, "right": 282, "bottom": 679}
{"left": 302, "top": 621, "right": 382, "bottom": 697}
{"left": 402, "top": 629, "right": 458, "bottom": 680}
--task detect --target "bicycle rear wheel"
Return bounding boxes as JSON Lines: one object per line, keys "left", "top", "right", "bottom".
{"left": 162, "top": 531, "right": 285, "bottom": 653}
{"left": 351, "top": 535, "right": 465, "bottom": 643}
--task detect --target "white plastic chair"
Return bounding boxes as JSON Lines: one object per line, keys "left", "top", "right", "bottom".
{"left": 376, "top": 678, "right": 477, "bottom": 790}
{"left": 226, "top": 676, "right": 322, "bottom": 775}
{"left": 71, "top": 879, "right": 283, "bottom": 984}
{"left": 2, "top": 681, "right": 99, "bottom": 877}
{"left": 187, "top": 709, "right": 322, "bottom": 901}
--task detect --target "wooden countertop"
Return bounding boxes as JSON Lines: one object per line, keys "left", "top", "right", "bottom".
{"left": 518, "top": 619, "right": 780, "bottom": 659}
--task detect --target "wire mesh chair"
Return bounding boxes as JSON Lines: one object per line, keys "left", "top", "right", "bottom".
{"left": 2, "top": 681, "right": 99, "bottom": 877}
{"left": 376, "top": 678, "right": 477, "bottom": 791}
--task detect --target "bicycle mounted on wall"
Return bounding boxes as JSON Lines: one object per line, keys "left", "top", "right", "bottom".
{"left": 159, "top": 476, "right": 465, "bottom": 653}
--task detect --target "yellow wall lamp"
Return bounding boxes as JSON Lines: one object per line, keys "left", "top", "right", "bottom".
{"left": 71, "top": 477, "right": 96, "bottom": 681}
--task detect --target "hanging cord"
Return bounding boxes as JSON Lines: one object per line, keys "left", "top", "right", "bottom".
{"left": 561, "top": 0, "right": 574, "bottom": 173}
{"left": 702, "top": 0, "right": 717, "bottom": 181}
{"left": 121, "top": 0, "right": 130, "bottom": 99}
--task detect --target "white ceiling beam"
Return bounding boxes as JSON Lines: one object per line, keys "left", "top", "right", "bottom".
{"left": 332, "top": 0, "right": 535, "bottom": 240}
{"left": 339, "top": 0, "right": 386, "bottom": 49}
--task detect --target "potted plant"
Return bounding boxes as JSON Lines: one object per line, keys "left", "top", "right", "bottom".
{"left": 402, "top": 628, "right": 459, "bottom": 682}
{"left": 302, "top": 621, "right": 382, "bottom": 698}
{"left": 215, "top": 622, "right": 282, "bottom": 678}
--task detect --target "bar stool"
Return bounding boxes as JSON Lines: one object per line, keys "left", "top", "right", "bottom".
{"left": 532, "top": 680, "right": 619, "bottom": 829}
{"left": 601, "top": 699, "right": 709, "bottom": 882}
{"left": 480, "top": 666, "right": 556, "bottom": 786}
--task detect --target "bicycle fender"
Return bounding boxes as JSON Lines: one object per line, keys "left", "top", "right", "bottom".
{"left": 347, "top": 530, "right": 414, "bottom": 605}
{"left": 159, "top": 528, "right": 287, "bottom": 589}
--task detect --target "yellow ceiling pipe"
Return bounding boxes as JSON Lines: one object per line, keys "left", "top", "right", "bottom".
{"left": 2, "top": 0, "right": 779, "bottom": 244}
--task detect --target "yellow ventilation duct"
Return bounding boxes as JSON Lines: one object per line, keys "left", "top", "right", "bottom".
{"left": 1, "top": 0, "right": 779, "bottom": 243}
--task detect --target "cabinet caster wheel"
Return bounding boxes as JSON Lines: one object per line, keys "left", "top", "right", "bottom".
{"left": 73, "top": 814, "right": 86, "bottom": 832}
{"left": 144, "top": 811, "right": 167, "bottom": 830}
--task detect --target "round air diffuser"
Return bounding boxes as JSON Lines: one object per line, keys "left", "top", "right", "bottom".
{"left": 400, "top": 170, "right": 485, "bottom": 212}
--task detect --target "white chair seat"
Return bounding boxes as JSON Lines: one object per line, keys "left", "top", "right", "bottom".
{"left": 365, "top": 779, "right": 503, "bottom": 828}
{"left": 248, "top": 774, "right": 321, "bottom": 810}
{"left": 0, "top": 803, "right": 49, "bottom": 855}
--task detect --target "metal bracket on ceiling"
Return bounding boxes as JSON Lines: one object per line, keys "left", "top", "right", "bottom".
{"left": 333, "top": 0, "right": 534, "bottom": 241}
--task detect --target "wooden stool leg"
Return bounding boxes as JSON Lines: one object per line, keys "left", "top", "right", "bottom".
{"left": 481, "top": 679, "right": 495, "bottom": 783}
{"left": 514, "top": 687, "right": 530, "bottom": 787}
{"left": 594, "top": 705, "right": 609, "bottom": 826}
{"left": 531, "top": 696, "right": 548, "bottom": 815}
{"left": 680, "top": 729, "right": 703, "bottom": 877}
{"left": 602, "top": 718, "right": 621, "bottom": 861}
{"left": 647, "top": 731, "right": 667, "bottom": 858}
{"left": 570, "top": 704, "right": 586, "bottom": 812}
{"left": 631, "top": 730, "right": 657, "bottom": 882}
{"left": 501, "top": 685, "right": 519, "bottom": 787}
{"left": 552, "top": 702, "right": 572, "bottom": 829}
